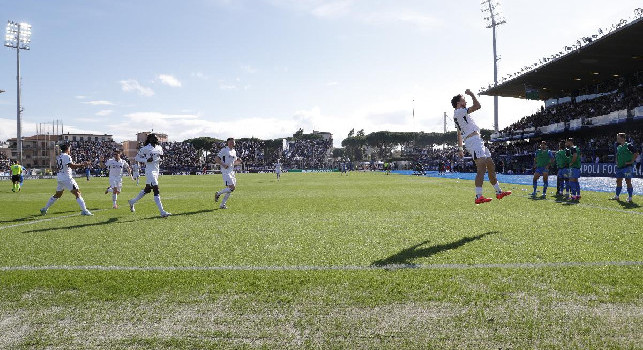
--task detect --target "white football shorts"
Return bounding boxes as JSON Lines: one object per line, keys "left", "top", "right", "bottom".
{"left": 109, "top": 176, "right": 123, "bottom": 191}
{"left": 222, "top": 172, "right": 237, "bottom": 187}
{"left": 145, "top": 171, "right": 159, "bottom": 186}
{"left": 464, "top": 134, "right": 491, "bottom": 160}
{"left": 56, "top": 178, "right": 79, "bottom": 192}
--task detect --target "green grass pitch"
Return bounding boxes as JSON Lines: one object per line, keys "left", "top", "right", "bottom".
{"left": 1, "top": 172, "right": 641, "bottom": 349}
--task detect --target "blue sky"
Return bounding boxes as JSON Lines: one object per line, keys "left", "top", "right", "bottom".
{"left": 1, "top": 0, "right": 640, "bottom": 146}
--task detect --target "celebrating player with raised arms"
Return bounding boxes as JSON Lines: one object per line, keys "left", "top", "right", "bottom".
{"left": 452, "top": 89, "right": 511, "bottom": 204}
{"left": 101, "top": 150, "right": 131, "bottom": 209}
{"left": 128, "top": 133, "right": 171, "bottom": 217}
{"left": 214, "top": 137, "right": 243, "bottom": 209}
{"left": 40, "top": 144, "right": 93, "bottom": 216}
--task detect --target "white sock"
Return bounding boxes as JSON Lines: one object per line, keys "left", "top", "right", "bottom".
{"left": 76, "top": 197, "right": 88, "bottom": 212}
{"left": 154, "top": 195, "right": 165, "bottom": 213}
{"left": 475, "top": 187, "right": 483, "bottom": 198}
{"left": 132, "top": 190, "right": 146, "bottom": 203}
{"left": 493, "top": 182, "right": 502, "bottom": 193}
{"left": 44, "top": 196, "right": 58, "bottom": 209}
{"left": 112, "top": 193, "right": 117, "bottom": 206}
{"left": 222, "top": 193, "right": 231, "bottom": 205}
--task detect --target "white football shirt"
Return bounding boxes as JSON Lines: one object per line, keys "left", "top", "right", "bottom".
{"left": 56, "top": 153, "right": 74, "bottom": 181}
{"left": 135, "top": 144, "right": 164, "bottom": 177}
{"left": 453, "top": 108, "right": 480, "bottom": 138}
{"left": 105, "top": 158, "right": 129, "bottom": 178}
{"left": 217, "top": 146, "right": 237, "bottom": 175}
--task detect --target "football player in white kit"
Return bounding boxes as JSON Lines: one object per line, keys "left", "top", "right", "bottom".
{"left": 131, "top": 161, "right": 141, "bottom": 186}
{"left": 101, "top": 150, "right": 131, "bottom": 209}
{"left": 275, "top": 159, "right": 282, "bottom": 181}
{"left": 214, "top": 137, "right": 243, "bottom": 209}
{"left": 40, "top": 144, "right": 93, "bottom": 216}
{"left": 128, "top": 134, "right": 171, "bottom": 217}
{"left": 452, "top": 89, "right": 511, "bottom": 204}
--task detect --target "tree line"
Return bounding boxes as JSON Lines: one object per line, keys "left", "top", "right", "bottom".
{"left": 337, "top": 129, "right": 493, "bottom": 161}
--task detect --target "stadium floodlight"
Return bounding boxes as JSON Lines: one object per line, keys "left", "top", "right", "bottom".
{"left": 5, "top": 20, "right": 31, "bottom": 164}
{"left": 481, "top": 0, "right": 506, "bottom": 132}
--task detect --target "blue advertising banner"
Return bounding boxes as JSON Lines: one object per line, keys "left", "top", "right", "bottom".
{"left": 580, "top": 163, "right": 642, "bottom": 178}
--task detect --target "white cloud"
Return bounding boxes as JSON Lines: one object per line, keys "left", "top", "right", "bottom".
{"left": 82, "top": 100, "right": 114, "bottom": 106}
{"left": 75, "top": 95, "right": 87, "bottom": 100}
{"left": 268, "top": 0, "right": 353, "bottom": 19}
{"left": 361, "top": 10, "right": 443, "bottom": 31}
{"left": 241, "top": 65, "right": 257, "bottom": 74}
{"left": 311, "top": 0, "right": 352, "bottom": 18}
{"left": 158, "top": 74, "right": 182, "bottom": 87}
{"left": 96, "top": 110, "right": 113, "bottom": 117}
{"left": 218, "top": 80, "right": 238, "bottom": 90}
{"left": 120, "top": 79, "right": 154, "bottom": 97}
{"left": 106, "top": 112, "right": 296, "bottom": 142}
{"left": 191, "top": 72, "right": 208, "bottom": 80}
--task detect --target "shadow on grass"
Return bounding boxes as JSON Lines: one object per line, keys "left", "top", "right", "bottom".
{"left": 0, "top": 210, "right": 80, "bottom": 224}
{"left": 24, "top": 217, "right": 119, "bottom": 233}
{"left": 371, "top": 231, "right": 498, "bottom": 267}
{"left": 142, "top": 208, "right": 215, "bottom": 220}
{"left": 617, "top": 200, "right": 641, "bottom": 209}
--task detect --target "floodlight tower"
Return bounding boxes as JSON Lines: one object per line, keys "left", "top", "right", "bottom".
{"left": 481, "top": 0, "right": 505, "bottom": 133}
{"left": 5, "top": 21, "right": 31, "bottom": 164}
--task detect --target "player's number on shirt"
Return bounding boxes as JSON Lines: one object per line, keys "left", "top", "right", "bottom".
{"left": 57, "top": 158, "right": 64, "bottom": 170}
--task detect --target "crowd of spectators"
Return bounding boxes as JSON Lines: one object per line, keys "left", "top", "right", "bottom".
{"left": 67, "top": 140, "right": 127, "bottom": 176}
{"left": 202, "top": 138, "right": 333, "bottom": 171}
{"left": 0, "top": 152, "right": 10, "bottom": 170}
{"left": 403, "top": 130, "right": 642, "bottom": 175}
{"left": 503, "top": 85, "right": 642, "bottom": 133}
{"left": 160, "top": 142, "right": 200, "bottom": 173}
{"left": 281, "top": 139, "right": 333, "bottom": 169}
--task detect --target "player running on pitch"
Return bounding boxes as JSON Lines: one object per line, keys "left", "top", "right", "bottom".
{"left": 101, "top": 150, "right": 131, "bottom": 209}
{"left": 40, "top": 144, "right": 93, "bottom": 216}
{"left": 610, "top": 132, "right": 639, "bottom": 203}
{"left": 128, "top": 133, "right": 171, "bottom": 217}
{"left": 275, "top": 159, "right": 282, "bottom": 181}
{"left": 532, "top": 141, "right": 554, "bottom": 197}
{"left": 452, "top": 89, "right": 511, "bottom": 204}
{"left": 131, "top": 161, "right": 141, "bottom": 186}
{"left": 214, "top": 137, "right": 243, "bottom": 209}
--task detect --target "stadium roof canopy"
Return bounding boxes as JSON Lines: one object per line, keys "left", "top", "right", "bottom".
{"left": 481, "top": 16, "right": 643, "bottom": 101}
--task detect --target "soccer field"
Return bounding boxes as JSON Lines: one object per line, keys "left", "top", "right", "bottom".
{"left": 1, "top": 172, "right": 641, "bottom": 349}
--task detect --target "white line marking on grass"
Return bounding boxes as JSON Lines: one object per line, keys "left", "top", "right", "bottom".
{"left": 0, "top": 209, "right": 108, "bottom": 230}
{"left": 1, "top": 261, "right": 641, "bottom": 272}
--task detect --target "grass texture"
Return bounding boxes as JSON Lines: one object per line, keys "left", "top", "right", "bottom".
{"left": 0, "top": 172, "right": 641, "bottom": 349}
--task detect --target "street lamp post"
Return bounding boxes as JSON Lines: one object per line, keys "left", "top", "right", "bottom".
{"left": 481, "top": 1, "right": 505, "bottom": 133}
{"left": 5, "top": 21, "right": 31, "bottom": 164}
